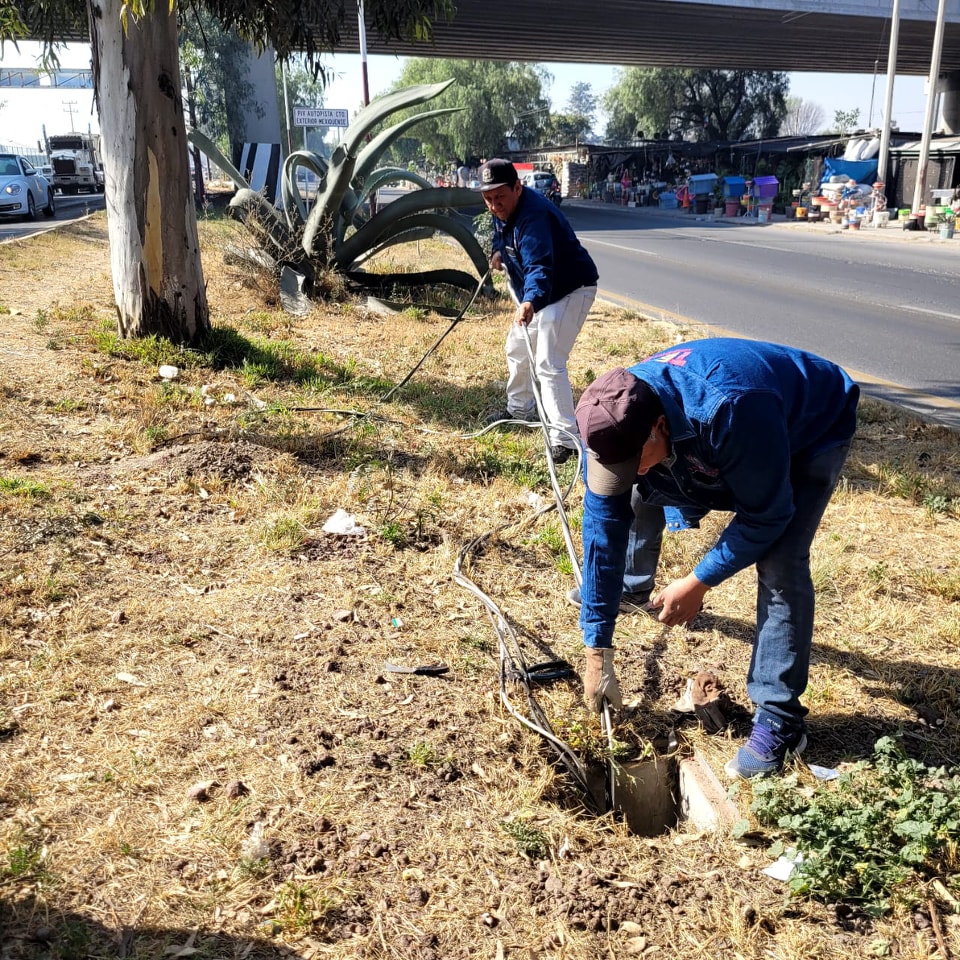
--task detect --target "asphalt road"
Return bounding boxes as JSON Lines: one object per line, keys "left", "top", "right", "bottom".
{"left": 0, "top": 192, "right": 106, "bottom": 243}
{"left": 561, "top": 201, "right": 960, "bottom": 430}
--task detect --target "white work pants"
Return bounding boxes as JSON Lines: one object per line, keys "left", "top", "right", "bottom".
{"left": 504, "top": 285, "right": 597, "bottom": 448}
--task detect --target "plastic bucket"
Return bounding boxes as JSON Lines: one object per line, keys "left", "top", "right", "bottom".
{"left": 757, "top": 208, "right": 769, "bottom": 223}
{"left": 724, "top": 199, "right": 739, "bottom": 217}
{"left": 874, "top": 210, "right": 890, "bottom": 228}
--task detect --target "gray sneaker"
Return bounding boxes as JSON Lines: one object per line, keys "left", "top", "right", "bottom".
{"left": 565, "top": 586, "right": 652, "bottom": 615}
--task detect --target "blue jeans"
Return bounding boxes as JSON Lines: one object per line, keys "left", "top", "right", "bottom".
{"left": 623, "top": 442, "right": 852, "bottom": 729}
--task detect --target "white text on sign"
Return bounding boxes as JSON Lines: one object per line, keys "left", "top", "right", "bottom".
{"left": 293, "top": 107, "right": 349, "bottom": 127}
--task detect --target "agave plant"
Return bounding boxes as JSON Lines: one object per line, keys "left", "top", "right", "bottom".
{"left": 188, "top": 80, "right": 490, "bottom": 303}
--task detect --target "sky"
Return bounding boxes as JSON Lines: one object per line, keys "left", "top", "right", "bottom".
{"left": 0, "top": 42, "right": 938, "bottom": 153}
{"left": 320, "top": 53, "right": 933, "bottom": 134}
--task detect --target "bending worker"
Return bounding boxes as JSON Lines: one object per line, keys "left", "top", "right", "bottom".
{"left": 479, "top": 159, "right": 598, "bottom": 464}
{"left": 574, "top": 338, "right": 859, "bottom": 778}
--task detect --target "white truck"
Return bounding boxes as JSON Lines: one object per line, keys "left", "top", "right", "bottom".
{"left": 45, "top": 133, "right": 105, "bottom": 195}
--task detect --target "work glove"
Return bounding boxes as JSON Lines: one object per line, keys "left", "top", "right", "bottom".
{"left": 583, "top": 647, "right": 623, "bottom": 712}
{"left": 691, "top": 670, "right": 730, "bottom": 734}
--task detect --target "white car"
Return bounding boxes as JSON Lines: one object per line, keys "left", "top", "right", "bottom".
{"left": 523, "top": 171, "right": 557, "bottom": 194}
{"left": 0, "top": 154, "right": 57, "bottom": 220}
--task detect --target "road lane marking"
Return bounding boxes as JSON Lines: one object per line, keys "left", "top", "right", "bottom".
{"left": 900, "top": 305, "right": 960, "bottom": 323}
{"left": 586, "top": 238, "right": 662, "bottom": 257}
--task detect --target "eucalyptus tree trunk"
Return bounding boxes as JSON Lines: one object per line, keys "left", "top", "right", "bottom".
{"left": 88, "top": 0, "right": 210, "bottom": 344}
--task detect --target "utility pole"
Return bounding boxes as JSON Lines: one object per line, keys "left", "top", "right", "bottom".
{"left": 877, "top": 0, "right": 902, "bottom": 188}
{"left": 281, "top": 61, "right": 293, "bottom": 155}
{"left": 911, "top": 0, "right": 948, "bottom": 216}
{"left": 358, "top": 1, "right": 376, "bottom": 215}
{"left": 62, "top": 100, "right": 78, "bottom": 132}
{"left": 358, "top": 1, "right": 370, "bottom": 107}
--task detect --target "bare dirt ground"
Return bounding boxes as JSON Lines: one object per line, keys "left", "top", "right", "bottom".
{"left": 1, "top": 213, "right": 959, "bottom": 960}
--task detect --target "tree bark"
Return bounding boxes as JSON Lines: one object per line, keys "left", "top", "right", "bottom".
{"left": 88, "top": 0, "right": 210, "bottom": 344}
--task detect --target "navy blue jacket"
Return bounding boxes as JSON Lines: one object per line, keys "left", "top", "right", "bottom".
{"left": 581, "top": 338, "right": 859, "bottom": 647}
{"left": 491, "top": 186, "right": 598, "bottom": 310}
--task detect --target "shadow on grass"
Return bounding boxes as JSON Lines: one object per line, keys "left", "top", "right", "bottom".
{"left": 0, "top": 896, "right": 305, "bottom": 960}
{"left": 807, "top": 641, "right": 960, "bottom": 770}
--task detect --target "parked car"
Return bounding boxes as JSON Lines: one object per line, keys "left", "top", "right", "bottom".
{"left": 523, "top": 170, "right": 562, "bottom": 206}
{"left": 524, "top": 171, "right": 556, "bottom": 193}
{"left": 0, "top": 154, "right": 56, "bottom": 220}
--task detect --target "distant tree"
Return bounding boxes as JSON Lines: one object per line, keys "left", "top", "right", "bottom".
{"left": 781, "top": 96, "right": 827, "bottom": 137}
{"left": 389, "top": 59, "right": 549, "bottom": 161}
{"left": 604, "top": 68, "right": 789, "bottom": 142}
{"left": 833, "top": 108, "right": 862, "bottom": 135}
{"left": 180, "top": 14, "right": 256, "bottom": 158}
{"left": 543, "top": 112, "right": 591, "bottom": 145}
{"left": 566, "top": 81, "right": 597, "bottom": 136}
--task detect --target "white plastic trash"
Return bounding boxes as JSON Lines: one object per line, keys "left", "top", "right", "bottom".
{"left": 322, "top": 508, "right": 366, "bottom": 536}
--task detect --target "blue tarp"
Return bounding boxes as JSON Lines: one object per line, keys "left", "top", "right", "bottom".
{"left": 824, "top": 157, "right": 879, "bottom": 185}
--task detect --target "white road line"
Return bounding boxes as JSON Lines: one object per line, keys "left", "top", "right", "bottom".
{"left": 900, "top": 304, "right": 960, "bottom": 323}
{"left": 586, "top": 238, "right": 661, "bottom": 257}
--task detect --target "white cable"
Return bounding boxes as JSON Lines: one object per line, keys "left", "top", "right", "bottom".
{"left": 518, "top": 322, "right": 584, "bottom": 589}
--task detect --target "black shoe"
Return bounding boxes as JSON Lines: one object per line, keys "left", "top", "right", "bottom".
{"left": 565, "top": 586, "right": 651, "bottom": 615}
{"left": 549, "top": 445, "right": 574, "bottom": 464}
{"left": 485, "top": 408, "right": 537, "bottom": 426}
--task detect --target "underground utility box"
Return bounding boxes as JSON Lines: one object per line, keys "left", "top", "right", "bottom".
{"left": 586, "top": 744, "right": 738, "bottom": 836}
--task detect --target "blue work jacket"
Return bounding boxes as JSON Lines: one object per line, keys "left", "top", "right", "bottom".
{"left": 491, "top": 187, "right": 598, "bottom": 311}
{"left": 580, "top": 338, "right": 859, "bottom": 648}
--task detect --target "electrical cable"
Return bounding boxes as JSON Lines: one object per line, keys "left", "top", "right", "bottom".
{"left": 378, "top": 268, "right": 492, "bottom": 404}
{"left": 450, "top": 312, "right": 617, "bottom": 816}
{"left": 244, "top": 262, "right": 608, "bottom": 813}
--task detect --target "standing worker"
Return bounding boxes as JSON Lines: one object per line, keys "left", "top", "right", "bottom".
{"left": 572, "top": 338, "right": 859, "bottom": 778}
{"left": 479, "top": 159, "right": 598, "bottom": 464}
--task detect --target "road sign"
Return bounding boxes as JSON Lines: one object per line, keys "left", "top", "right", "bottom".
{"left": 293, "top": 107, "right": 349, "bottom": 128}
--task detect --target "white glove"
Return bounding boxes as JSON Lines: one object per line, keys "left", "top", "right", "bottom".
{"left": 583, "top": 647, "right": 623, "bottom": 712}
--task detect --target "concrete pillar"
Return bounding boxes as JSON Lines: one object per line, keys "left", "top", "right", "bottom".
{"left": 943, "top": 69, "right": 960, "bottom": 135}
{"left": 228, "top": 43, "right": 282, "bottom": 148}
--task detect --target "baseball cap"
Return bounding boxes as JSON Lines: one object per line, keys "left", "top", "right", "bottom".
{"left": 575, "top": 368, "right": 662, "bottom": 495}
{"left": 478, "top": 159, "right": 519, "bottom": 192}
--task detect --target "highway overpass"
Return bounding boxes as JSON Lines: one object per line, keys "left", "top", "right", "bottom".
{"left": 17, "top": 0, "right": 959, "bottom": 147}
{"left": 334, "top": 0, "right": 960, "bottom": 77}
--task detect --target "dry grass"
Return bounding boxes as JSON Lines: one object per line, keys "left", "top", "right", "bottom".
{"left": 1, "top": 213, "right": 959, "bottom": 960}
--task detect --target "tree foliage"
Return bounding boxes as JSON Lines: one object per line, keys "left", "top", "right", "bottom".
{"left": 781, "top": 95, "right": 826, "bottom": 137}
{"left": 180, "top": 12, "right": 256, "bottom": 157}
{"left": 833, "top": 108, "right": 861, "bottom": 135}
{"left": 566, "top": 81, "right": 597, "bottom": 121}
{"left": 543, "top": 112, "right": 591, "bottom": 146}
{"left": 388, "top": 59, "right": 549, "bottom": 161}
{"left": 603, "top": 68, "right": 789, "bottom": 143}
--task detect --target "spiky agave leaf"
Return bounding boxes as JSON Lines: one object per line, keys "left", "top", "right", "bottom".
{"left": 346, "top": 268, "right": 485, "bottom": 294}
{"left": 336, "top": 210, "right": 489, "bottom": 283}
{"left": 333, "top": 187, "right": 483, "bottom": 264}
{"left": 280, "top": 151, "right": 329, "bottom": 226}
{"left": 339, "top": 168, "right": 444, "bottom": 241}
{"left": 352, "top": 106, "right": 463, "bottom": 190}
{"left": 303, "top": 80, "right": 455, "bottom": 259}
{"left": 186, "top": 128, "right": 250, "bottom": 191}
